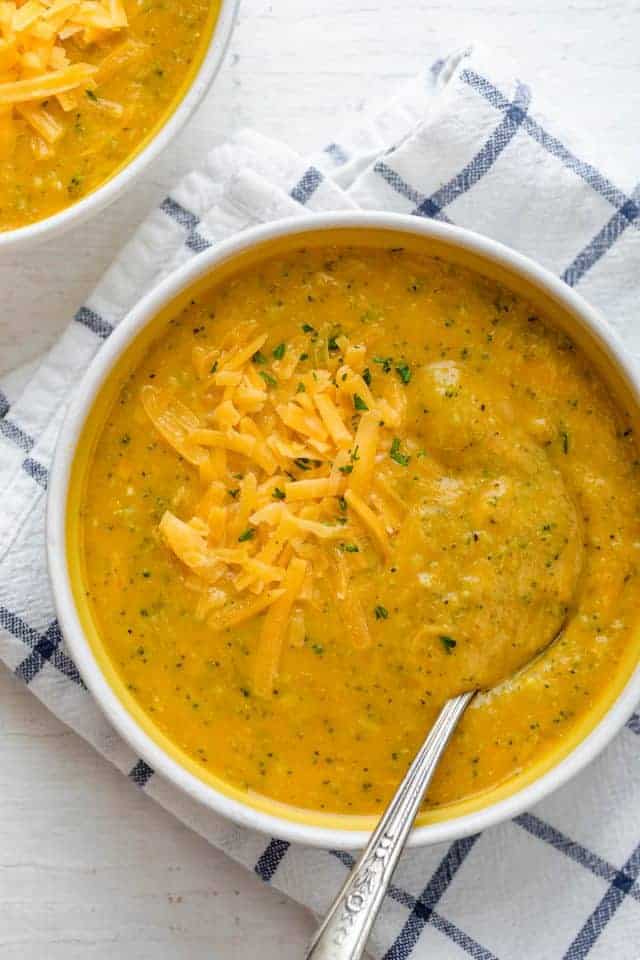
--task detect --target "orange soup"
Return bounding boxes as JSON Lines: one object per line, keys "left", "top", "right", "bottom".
{"left": 75, "top": 239, "right": 640, "bottom": 820}
{"left": 0, "top": 0, "right": 217, "bottom": 231}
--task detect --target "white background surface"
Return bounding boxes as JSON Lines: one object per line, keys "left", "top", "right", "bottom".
{"left": 1, "top": 1, "right": 640, "bottom": 956}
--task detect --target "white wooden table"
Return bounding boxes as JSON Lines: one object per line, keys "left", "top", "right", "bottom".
{"left": 1, "top": 1, "right": 640, "bottom": 955}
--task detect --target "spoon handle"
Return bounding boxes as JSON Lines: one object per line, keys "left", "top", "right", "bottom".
{"left": 305, "top": 691, "right": 474, "bottom": 960}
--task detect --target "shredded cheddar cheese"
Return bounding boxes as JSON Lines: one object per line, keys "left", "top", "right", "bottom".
{"left": 144, "top": 329, "right": 408, "bottom": 693}
{"left": 0, "top": 0, "right": 129, "bottom": 156}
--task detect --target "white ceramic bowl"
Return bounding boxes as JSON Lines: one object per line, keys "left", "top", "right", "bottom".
{"left": 47, "top": 212, "right": 640, "bottom": 849}
{"left": 0, "top": 0, "right": 238, "bottom": 252}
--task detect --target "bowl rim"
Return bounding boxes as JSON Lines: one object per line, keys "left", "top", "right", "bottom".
{"left": 46, "top": 210, "right": 640, "bottom": 849}
{"left": 0, "top": 0, "right": 239, "bottom": 252}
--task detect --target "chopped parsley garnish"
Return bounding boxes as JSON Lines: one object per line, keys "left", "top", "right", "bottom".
{"left": 338, "top": 496, "right": 347, "bottom": 512}
{"left": 311, "top": 643, "right": 324, "bottom": 655}
{"left": 294, "top": 457, "right": 312, "bottom": 471}
{"left": 301, "top": 323, "right": 316, "bottom": 334}
{"left": 238, "top": 528, "right": 255, "bottom": 542}
{"left": 227, "top": 488, "right": 240, "bottom": 499}
{"left": 296, "top": 381, "right": 306, "bottom": 393}
{"left": 272, "top": 487, "right": 286, "bottom": 500}
{"left": 339, "top": 464, "right": 353, "bottom": 474}
{"left": 85, "top": 88, "right": 98, "bottom": 102}
{"left": 374, "top": 605, "right": 389, "bottom": 620}
{"left": 328, "top": 335, "right": 340, "bottom": 352}
{"left": 395, "top": 362, "right": 411, "bottom": 384}
{"left": 440, "top": 635, "right": 457, "bottom": 653}
{"left": 252, "top": 350, "right": 266, "bottom": 364}
{"left": 351, "top": 445, "right": 360, "bottom": 462}
{"left": 259, "top": 370, "right": 277, "bottom": 387}
{"left": 272, "top": 342, "right": 286, "bottom": 360}
{"left": 299, "top": 352, "right": 309, "bottom": 361}
{"left": 362, "top": 367, "right": 372, "bottom": 386}
{"left": 340, "top": 543, "right": 359, "bottom": 553}
{"left": 390, "top": 438, "right": 410, "bottom": 466}
{"left": 373, "top": 356, "right": 393, "bottom": 373}
{"left": 353, "top": 393, "right": 369, "bottom": 412}
{"left": 560, "top": 430, "right": 569, "bottom": 454}
{"left": 209, "top": 359, "right": 218, "bottom": 374}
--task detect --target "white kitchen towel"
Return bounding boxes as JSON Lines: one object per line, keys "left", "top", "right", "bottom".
{"left": 2, "top": 44, "right": 640, "bottom": 960}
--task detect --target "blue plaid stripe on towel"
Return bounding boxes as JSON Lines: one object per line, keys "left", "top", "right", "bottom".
{"left": 2, "top": 45, "right": 640, "bottom": 959}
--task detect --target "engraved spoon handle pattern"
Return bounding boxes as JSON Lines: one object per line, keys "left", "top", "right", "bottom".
{"left": 305, "top": 691, "right": 475, "bottom": 960}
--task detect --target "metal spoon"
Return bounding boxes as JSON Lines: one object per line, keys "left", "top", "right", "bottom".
{"left": 305, "top": 605, "right": 571, "bottom": 960}
{"left": 304, "top": 690, "right": 475, "bottom": 960}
